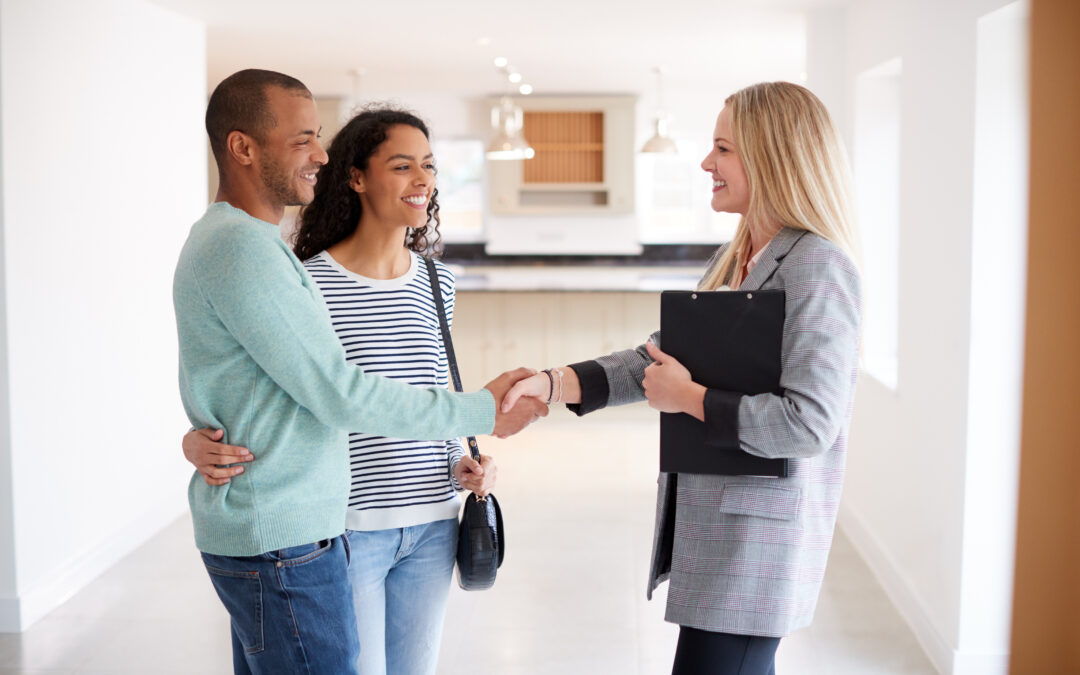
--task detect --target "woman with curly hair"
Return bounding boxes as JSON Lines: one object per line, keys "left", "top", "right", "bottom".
{"left": 185, "top": 106, "right": 497, "bottom": 675}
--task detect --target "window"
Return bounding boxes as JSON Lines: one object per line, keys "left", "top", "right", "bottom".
{"left": 431, "top": 139, "right": 485, "bottom": 243}
{"left": 636, "top": 142, "right": 739, "bottom": 244}
{"left": 854, "top": 58, "right": 902, "bottom": 389}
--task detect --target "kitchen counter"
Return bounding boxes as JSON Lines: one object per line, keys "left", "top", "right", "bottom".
{"left": 441, "top": 243, "right": 717, "bottom": 292}
{"left": 448, "top": 265, "right": 700, "bottom": 292}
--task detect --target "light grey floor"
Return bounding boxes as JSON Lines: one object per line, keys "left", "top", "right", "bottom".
{"left": 0, "top": 406, "right": 937, "bottom": 674}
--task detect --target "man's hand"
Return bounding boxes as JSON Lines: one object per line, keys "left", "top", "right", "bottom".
{"left": 485, "top": 367, "right": 549, "bottom": 438}
{"left": 183, "top": 428, "right": 254, "bottom": 486}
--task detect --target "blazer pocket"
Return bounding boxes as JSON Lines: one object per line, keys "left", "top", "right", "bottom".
{"left": 718, "top": 484, "right": 802, "bottom": 521}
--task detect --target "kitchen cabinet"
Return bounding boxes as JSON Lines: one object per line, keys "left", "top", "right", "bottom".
{"left": 487, "top": 96, "right": 636, "bottom": 216}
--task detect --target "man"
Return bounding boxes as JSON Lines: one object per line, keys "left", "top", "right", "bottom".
{"left": 173, "top": 69, "right": 545, "bottom": 674}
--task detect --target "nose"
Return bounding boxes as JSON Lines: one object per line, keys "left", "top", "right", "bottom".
{"left": 313, "top": 139, "right": 329, "bottom": 166}
{"left": 700, "top": 151, "right": 713, "bottom": 173}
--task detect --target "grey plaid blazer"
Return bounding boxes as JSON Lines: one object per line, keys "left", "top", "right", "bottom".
{"left": 569, "top": 227, "right": 861, "bottom": 637}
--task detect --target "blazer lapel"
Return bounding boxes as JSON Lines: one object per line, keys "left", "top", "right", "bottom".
{"left": 738, "top": 227, "right": 807, "bottom": 290}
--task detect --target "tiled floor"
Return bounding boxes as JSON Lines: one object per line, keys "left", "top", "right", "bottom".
{"left": 0, "top": 405, "right": 937, "bottom": 674}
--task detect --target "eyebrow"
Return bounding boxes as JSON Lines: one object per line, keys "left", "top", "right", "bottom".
{"left": 715, "top": 136, "right": 733, "bottom": 144}
{"left": 293, "top": 126, "right": 321, "bottom": 139}
{"left": 386, "top": 153, "right": 434, "bottom": 162}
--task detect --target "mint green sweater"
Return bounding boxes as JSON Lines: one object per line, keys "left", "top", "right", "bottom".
{"left": 173, "top": 202, "right": 495, "bottom": 556}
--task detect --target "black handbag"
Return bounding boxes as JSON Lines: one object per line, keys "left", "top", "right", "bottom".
{"left": 424, "top": 258, "right": 505, "bottom": 591}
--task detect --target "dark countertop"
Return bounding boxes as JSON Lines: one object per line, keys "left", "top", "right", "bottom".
{"left": 440, "top": 243, "right": 722, "bottom": 268}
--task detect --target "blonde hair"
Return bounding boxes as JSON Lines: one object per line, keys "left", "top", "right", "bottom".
{"left": 699, "top": 82, "right": 859, "bottom": 291}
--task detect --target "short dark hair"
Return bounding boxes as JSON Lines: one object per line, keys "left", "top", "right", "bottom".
{"left": 205, "top": 69, "right": 311, "bottom": 167}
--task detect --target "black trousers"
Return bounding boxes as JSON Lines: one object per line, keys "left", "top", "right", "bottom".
{"left": 671, "top": 626, "right": 781, "bottom": 675}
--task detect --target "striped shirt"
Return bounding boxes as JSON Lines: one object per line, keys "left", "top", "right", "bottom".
{"left": 304, "top": 250, "right": 465, "bottom": 532}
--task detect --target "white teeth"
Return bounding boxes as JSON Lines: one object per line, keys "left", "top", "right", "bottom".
{"left": 713, "top": 179, "right": 726, "bottom": 188}
{"left": 403, "top": 195, "right": 427, "bottom": 205}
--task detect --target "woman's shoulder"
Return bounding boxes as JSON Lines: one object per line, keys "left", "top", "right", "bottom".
{"left": 301, "top": 250, "right": 329, "bottom": 268}
{"left": 784, "top": 230, "right": 859, "bottom": 279}
{"left": 424, "top": 254, "right": 458, "bottom": 286}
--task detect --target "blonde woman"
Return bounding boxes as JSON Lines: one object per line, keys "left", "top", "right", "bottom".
{"left": 503, "top": 82, "right": 861, "bottom": 675}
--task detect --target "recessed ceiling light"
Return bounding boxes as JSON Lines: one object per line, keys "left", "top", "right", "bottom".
{"left": 494, "top": 56, "right": 508, "bottom": 68}
{"left": 519, "top": 84, "right": 533, "bottom": 95}
{"left": 508, "top": 72, "right": 522, "bottom": 83}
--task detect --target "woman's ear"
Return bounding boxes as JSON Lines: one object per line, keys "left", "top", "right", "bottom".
{"left": 348, "top": 167, "right": 365, "bottom": 194}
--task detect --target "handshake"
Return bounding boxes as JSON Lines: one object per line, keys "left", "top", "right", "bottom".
{"left": 484, "top": 366, "right": 575, "bottom": 439}
{"left": 487, "top": 342, "right": 692, "bottom": 439}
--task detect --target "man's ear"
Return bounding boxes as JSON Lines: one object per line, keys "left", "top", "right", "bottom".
{"left": 226, "top": 130, "right": 256, "bottom": 167}
{"left": 349, "top": 167, "right": 365, "bottom": 193}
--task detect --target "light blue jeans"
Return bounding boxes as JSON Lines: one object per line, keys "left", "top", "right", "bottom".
{"left": 346, "top": 518, "right": 458, "bottom": 675}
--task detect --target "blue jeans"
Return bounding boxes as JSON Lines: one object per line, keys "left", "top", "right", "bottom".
{"left": 201, "top": 536, "right": 360, "bottom": 675}
{"left": 347, "top": 518, "right": 458, "bottom": 675}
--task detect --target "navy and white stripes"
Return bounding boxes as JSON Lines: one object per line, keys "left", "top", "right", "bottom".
{"left": 304, "top": 251, "right": 465, "bottom": 531}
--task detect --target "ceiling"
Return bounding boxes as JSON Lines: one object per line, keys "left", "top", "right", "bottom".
{"left": 147, "top": 0, "right": 842, "bottom": 99}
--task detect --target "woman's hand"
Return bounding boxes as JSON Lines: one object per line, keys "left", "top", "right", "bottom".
{"left": 183, "top": 428, "right": 254, "bottom": 486}
{"left": 454, "top": 454, "right": 498, "bottom": 496}
{"left": 642, "top": 342, "right": 706, "bottom": 420}
{"left": 501, "top": 366, "right": 582, "bottom": 412}
{"left": 500, "top": 372, "right": 551, "bottom": 412}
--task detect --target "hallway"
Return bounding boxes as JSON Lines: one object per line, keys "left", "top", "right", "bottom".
{"left": 0, "top": 407, "right": 936, "bottom": 674}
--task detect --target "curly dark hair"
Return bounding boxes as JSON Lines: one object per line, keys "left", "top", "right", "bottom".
{"left": 293, "top": 105, "right": 441, "bottom": 261}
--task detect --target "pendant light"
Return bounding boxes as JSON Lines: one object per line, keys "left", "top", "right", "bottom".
{"left": 641, "top": 67, "right": 677, "bottom": 154}
{"left": 486, "top": 58, "right": 535, "bottom": 161}
{"left": 486, "top": 96, "right": 535, "bottom": 160}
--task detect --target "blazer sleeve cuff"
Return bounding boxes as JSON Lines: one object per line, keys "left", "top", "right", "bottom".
{"left": 566, "top": 360, "right": 609, "bottom": 417}
{"left": 704, "top": 389, "right": 742, "bottom": 447}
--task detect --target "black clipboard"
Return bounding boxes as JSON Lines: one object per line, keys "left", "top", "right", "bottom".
{"left": 659, "top": 289, "right": 788, "bottom": 478}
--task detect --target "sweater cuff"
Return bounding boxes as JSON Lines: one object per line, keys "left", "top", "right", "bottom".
{"left": 566, "top": 360, "right": 609, "bottom": 417}
{"left": 703, "top": 389, "right": 742, "bottom": 448}
{"left": 448, "top": 453, "right": 465, "bottom": 492}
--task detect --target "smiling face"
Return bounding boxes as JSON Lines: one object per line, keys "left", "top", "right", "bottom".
{"left": 700, "top": 106, "right": 750, "bottom": 215}
{"left": 351, "top": 124, "right": 435, "bottom": 230}
{"left": 255, "top": 86, "right": 327, "bottom": 208}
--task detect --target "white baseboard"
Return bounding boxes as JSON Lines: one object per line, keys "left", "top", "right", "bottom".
{"left": 838, "top": 505, "right": 1012, "bottom": 675}
{"left": 838, "top": 503, "right": 953, "bottom": 674}
{"left": 0, "top": 498, "right": 187, "bottom": 633}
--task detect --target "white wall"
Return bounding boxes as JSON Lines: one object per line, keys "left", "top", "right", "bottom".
{"left": 0, "top": 0, "right": 206, "bottom": 631}
{"left": 0, "top": 30, "right": 15, "bottom": 621}
{"left": 808, "top": 0, "right": 1029, "bottom": 673}
{"left": 958, "top": 3, "right": 1027, "bottom": 671}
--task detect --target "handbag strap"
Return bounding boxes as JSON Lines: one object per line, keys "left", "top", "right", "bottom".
{"left": 424, "top": 257, "right": 481, "bottom": 461}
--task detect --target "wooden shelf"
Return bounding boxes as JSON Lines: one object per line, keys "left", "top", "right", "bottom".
{"left": 523, "top": 111, "right": 604, "bottom": 184}
{"left": 529, "top": 143, "right": 604, "bottom": 152}
{"left": 518, "top": 182, "right": 608, "bottom": 192}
